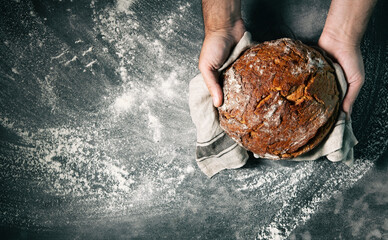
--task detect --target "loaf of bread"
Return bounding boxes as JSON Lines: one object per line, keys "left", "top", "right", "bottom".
{"left": 218, "top": 38, "right": 340, "bottom": 159}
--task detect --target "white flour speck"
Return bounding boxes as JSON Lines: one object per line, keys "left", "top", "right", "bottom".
{"left": 85, "top": 59, "right": 97, "bottom": 68}
{"left": 82, "top": 46, "right": 93, "bottom": 56}
{"left": 64, "top": 56, "right": 78, "bottom": 66}
{"left": 113, "top": 93, "right": 136, "bottom": 113}
{"left": 116, "top": 0, "right": 136, "bottom": 14}
{"left": 11, "top": 67, "right": 20, "bottom": 74}
{"left": 148, "top": 112, "right": 162, "bottom": 142}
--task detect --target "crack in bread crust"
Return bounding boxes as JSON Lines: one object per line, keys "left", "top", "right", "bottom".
{"left": 218, "top": 38, "right": 340, "bottom": 159}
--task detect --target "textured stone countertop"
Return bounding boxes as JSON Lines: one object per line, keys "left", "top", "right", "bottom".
{"left": 0, "top": 0, "right": 387, "bottom": 239}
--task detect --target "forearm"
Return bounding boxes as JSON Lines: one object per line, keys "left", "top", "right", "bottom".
{"left": 202, "top": 0, "right": 242, "bottom": 34}
{"left": 321, "top": 0, "right": 377, "bottom": 45}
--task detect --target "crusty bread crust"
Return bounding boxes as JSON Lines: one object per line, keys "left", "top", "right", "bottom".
{"left": 218, "top": 38, "right": 340, "bottom": 159}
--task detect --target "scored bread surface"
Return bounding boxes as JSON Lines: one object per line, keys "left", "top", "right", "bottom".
{"left": 218, "top": 38, "right": 340, "bottom": 159}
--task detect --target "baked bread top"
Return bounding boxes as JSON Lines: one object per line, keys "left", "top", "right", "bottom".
{"left": 218, "top": 38, "right": 340, "bottom": 159}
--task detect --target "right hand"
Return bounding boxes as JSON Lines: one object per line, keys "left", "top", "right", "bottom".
{"left": 198, "top": 19, "right": 245, "bottom": 107}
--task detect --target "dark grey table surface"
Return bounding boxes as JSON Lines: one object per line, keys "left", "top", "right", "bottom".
{"left": 0, "top": 0, "right": 387, "bottom": 239}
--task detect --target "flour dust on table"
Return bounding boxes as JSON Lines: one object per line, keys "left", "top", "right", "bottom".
{"left": 0, "top": 0, "right": 386, "bottom": 239}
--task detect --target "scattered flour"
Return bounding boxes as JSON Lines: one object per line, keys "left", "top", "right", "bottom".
{"left": 11, "top": 67, "right": 20, "bottom": 74}
{"left": 263, "top": 98, "right": 283, "bottom": 120}
{"left": 1, "top": 0, "right": 198, "bottom": 208}
{"left": 64, "top": 55, "right": 77, "bottom": 66}
{"left": 85, "top": 59, "right": 97, "bottom": 68}
{"left": 0, "top": 1, "right": 384, "bottom": 239}
{"left": 253, "top": 159, "right": 373, "bottom": 239}
{"left": 36, "top": 75, "right": 58, "bottom": 112}
{"left": 116, "top": 0, "right": 136, "bottom": 14}
{"left": 82, "top": 46, "right": 93, "bottom": 56}
{"left": 147, "top": 111, "right": 162, "bottom": 142}
{"left": 113, "top": 93, "right": 136, "bottom": 112}
{"left": 307, "top": 51, "right": 325, "bottom": 70}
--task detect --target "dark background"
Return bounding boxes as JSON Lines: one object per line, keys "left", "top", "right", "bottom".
{"left": 0, "top": 0, "right": 387, "bottom": 239}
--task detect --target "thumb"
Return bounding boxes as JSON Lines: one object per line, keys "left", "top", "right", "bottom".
{"left": 200, "top": 67, "right": 223, "bottom": 107}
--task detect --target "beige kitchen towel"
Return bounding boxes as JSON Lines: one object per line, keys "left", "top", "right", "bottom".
{"left": 189, "top": 32, "right": 357, "bottom": 177}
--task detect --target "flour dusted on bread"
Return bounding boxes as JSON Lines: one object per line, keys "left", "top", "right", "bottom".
{"left": 218, "top": 38, "right": 340, "bottom": 159}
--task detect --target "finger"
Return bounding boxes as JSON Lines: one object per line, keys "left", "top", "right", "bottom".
{"left": 200, "top": 68, "right": 223, "bottom": 107}
{"left": 342, "top": 80, "right": 363, "bottom": 115}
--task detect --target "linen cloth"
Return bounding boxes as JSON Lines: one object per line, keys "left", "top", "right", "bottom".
{"left": 189, "top": 32, "right": 357, "bottom": 177}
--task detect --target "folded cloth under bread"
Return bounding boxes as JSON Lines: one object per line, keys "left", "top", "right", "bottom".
{"left": 189, "top": 32, "right": 358, "bottom": 178}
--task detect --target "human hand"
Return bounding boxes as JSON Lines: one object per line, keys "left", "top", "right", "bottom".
{"left": 318, "top": 33, "right": 365, "bottom": 116}
{"left": 198, "top": 19, "right": 245, "bottom": 107}
{"left": 317, "top": 0, "right": 376, "bottom": 116}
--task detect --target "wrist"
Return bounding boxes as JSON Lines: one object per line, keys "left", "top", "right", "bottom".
{"left": 318, "top": 31, "right": 360, "bottom": 63}
{"left": 320, "top": 0, "right": 377, "bottom": 48}
{"left": 204, "top": 18, "right": 245, "bottom": 44}
{"left": 320, "top": 27, "right": 361, "bottom": 48}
